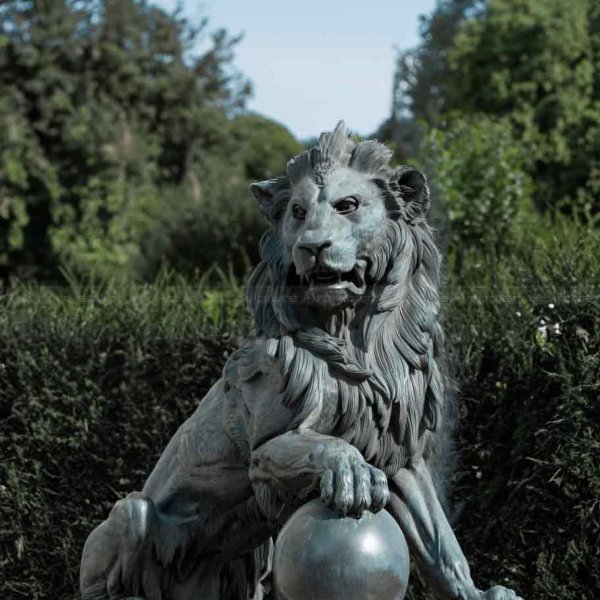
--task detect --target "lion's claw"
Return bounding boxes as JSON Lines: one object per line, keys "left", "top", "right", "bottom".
{"left": 480, "top": 585, "right": 523, "bottom": 600}
{"left": 368, "top": 464, "right": 389, "bottom": 511}
{"left": 320, "top": 455, "right": 389, "bottom": 516}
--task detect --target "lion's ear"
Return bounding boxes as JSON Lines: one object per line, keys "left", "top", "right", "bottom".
{"left": 249, "top": 177, "right": 290, "bottom": 224}
{"left": 389, "top": 166, "right": 430, "bottom": 224}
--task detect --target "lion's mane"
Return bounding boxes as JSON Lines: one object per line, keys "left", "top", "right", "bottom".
{"left": 241, "top": 123, "right": 448, "bottom": 477}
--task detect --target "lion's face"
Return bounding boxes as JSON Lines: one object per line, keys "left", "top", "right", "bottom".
{"left": 280, "top": 168, "right": 387, "bottom": 307}
{"left": 249, "top": 121, "right": 432, "bottom": 314}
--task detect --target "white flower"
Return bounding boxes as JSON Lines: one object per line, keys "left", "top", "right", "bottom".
{"left": 536, "top": 323, "right": 548, "bottom": 346}
{"left": 548, "top": 303, "right": 555, "bottom": 309}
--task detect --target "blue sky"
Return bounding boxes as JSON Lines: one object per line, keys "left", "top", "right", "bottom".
{"left": 152, "top": 0, "right": 436, "bottom": 140}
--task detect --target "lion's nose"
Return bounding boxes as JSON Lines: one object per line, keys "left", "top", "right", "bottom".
{"left": 298, "top": 239, "right": 332, "bottom": 256}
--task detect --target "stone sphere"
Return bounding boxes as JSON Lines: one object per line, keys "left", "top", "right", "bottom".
{"left": 273, "top": 499, "right": 410, "bottom": 600}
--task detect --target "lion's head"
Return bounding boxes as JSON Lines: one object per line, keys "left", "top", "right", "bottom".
{"left": 249, "top": 121, "right": 431, "bottom": 318}
{"left": 244, "top": 122, "right": 446, "bottom": 474}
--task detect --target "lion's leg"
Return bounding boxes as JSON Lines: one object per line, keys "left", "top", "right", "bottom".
{"left": 81, "top": 481, "right": 268, "bottom": 600}
{"left": 249, "top": 429, "right": 389, "bottom": 517}
{"left": 80, "top": 493, "right": 166, "bottom": 600}
{"left": 81, "top": 381, "right": 259, "bottom": 599}
{"left": 386, "top": 460, "right": 479, "bottom": 600}
{"left": 387, "top": 460, "right": 522, "bottom": 600}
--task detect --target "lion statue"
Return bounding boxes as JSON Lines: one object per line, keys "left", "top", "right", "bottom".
{"left": 80, "top": 122, "right": 522, "bottom": 600}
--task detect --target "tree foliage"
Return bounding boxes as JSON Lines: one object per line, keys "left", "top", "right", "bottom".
{"left": 384, "top": 0, "right": 600, "bottom": 214}
{"left": 136, "top": 114, "right": 302, "bottom": 280}
{"left": 392, "top": 0, "right": 483, "bottom": 124}
{"left": 377, "top": 0, "right": 483, "bottom": 159}
{"left": 447, "top": 0, "right": 600, "bottom": 212}
{"left": 231, "top": 113, "right": 303, "bottom": 181}
{"left": 419, "top": 116, "right": 533, "bottom": 261}
{"left": 0, "top": 0, "right": 300, "bottom": 280}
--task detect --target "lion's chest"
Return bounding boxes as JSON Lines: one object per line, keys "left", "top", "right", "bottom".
{"left": 227, "top": 336, "right": 415, "bottom": 476}
{"left": 311, "top": 378, "right": 411, "bottom": 476}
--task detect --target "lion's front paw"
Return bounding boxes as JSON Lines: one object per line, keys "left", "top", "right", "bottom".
{"left": 319, "top": 454, "right": 389, "bottom": 516}
{"left": 480, "top": 585, "right": 523, "bottom": 600}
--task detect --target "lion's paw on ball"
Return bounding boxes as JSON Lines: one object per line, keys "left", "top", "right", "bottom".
{"left": 273, "top": 499, "right": 410, "bottom": 600}
{"left": 319, "top": 458, "right": 389, "bottom": 516}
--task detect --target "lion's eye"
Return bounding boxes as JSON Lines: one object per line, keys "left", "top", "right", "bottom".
{"left": 334, "top": 197, "right": 359, "bottom": 215}
{"left": 292, "top": 204, "right": 307, "bottom": 220}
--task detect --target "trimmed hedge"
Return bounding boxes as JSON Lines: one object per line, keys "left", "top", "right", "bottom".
{"left": 438, "top": 219, "right": 600, "bottom": 599}
{"left": 0, "top": 218, "right": 598, "bottom": 599}
{"left": 0, "top": 281, "right": 245, "bottom": 599}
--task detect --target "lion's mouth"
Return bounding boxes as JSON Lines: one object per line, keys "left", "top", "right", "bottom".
{"left": 304, "top": 263, "right": 366, "bottom": 295}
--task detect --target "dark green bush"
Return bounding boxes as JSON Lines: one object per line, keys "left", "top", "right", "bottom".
{"left": 0, "top": 216, "right": 598, "bottom": 599}
{"left": 136, "top": 177, "right": 266, "bottom": 280}
{"left": 0, "top": 279, "right": 248, "bottom": 599}
{"left": 137, "top": 115, "right": 302, "bottom": 281}
{"left": 437, "top": 214, "right": 600, "bottom": 599}
{"left": 419, "top": 116, "right": 533, "bottom": 262}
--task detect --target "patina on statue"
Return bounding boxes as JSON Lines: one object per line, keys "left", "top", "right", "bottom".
{"left": 80, "top": 122, "right": 523, "bottom": 600}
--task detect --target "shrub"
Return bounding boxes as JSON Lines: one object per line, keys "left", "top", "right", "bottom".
{"left": 419, "top": 117, "right": 533, "bottom": 263}
{"left": 0, "top": 278, "right": 249, "bottom": 599}
{"left": 231, "top": 113, "right": 304, "bottom": 182}
{"left": 436, "top": 213, "right": 600, "bottom": 599}
{"left": 136, "top": 174, "right": 265, "bottom": 281}
{"left": 137, "top": 116, "right": 302, "bottom": 281}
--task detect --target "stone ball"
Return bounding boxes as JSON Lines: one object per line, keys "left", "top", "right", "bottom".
{"left": 273, "top": 499, "right": 410, "bottom": 600}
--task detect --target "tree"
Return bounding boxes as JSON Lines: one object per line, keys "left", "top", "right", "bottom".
{"left": 382, "top": 0, "right": 600, "bottom": 214}
{"left": 0, "top": 0, "right": 251, "bottom": 280}
{"left": 447, "top": 0, "right": 600, "bottom": 212}
{"left": 230, "top": 113, "right": 303, "bottom": 181}
{"left": 138, "top": 114, "right": 303, "bottom": 280}
{"left": 419, "top": 116, "right": 533, "bottom": 266}
{"left": 376, "top": 0, "right": 482, "bottom": 159}
{"left": 0, "top": 0, "right": 80, "bottom": 277}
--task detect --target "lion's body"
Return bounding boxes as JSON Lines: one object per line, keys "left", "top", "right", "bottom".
{"left": 80, "top": 122, "right": 521, "bottom": 600}
{"left": 244, "top": 216, "right": 445, "bottom": 471}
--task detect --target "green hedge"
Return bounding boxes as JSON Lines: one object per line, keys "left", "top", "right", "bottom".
{"left": 0, "top": 280, "right": 246, "bottom": 599}
{"left": 0, "top": 218, "right": 598, "bottom": 599}
{"left": 438, "top": 216, "right": 600, "bottom": 599}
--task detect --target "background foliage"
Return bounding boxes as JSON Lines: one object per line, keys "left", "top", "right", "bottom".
{"left": 0, "top": 0, "right": 299, "bottom": 281}
{"left": 381, "top": 0, "right": 600, "bottom": 216}
{"left": 418, "top": 116, "right": 533, "bottom": 261}
{"left": 0, "top": 0, "right": 599, "bottom": 599}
